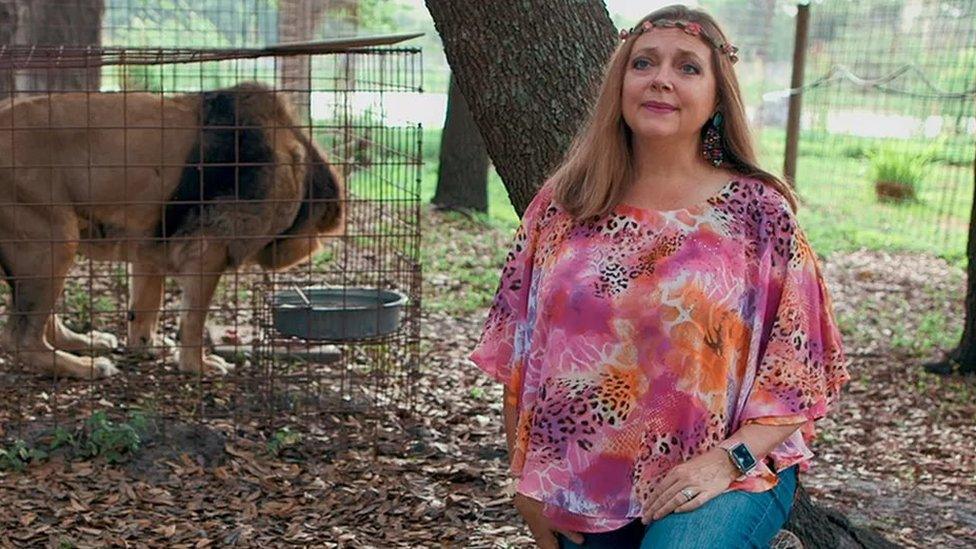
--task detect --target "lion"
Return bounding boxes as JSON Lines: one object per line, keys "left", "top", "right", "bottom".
{"left": 0, "top": 81, "right": 345, "bottom": 379}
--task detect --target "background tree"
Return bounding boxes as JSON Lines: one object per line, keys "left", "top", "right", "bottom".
{"left": 278, "top": 0, "right": 332, "bottom": 123}
{"left": 926, "top": 157, "right": 976, "bottom": 376}
{"left": 426, "top": 1, "right": 897, "bottom": 546}
{"left": 424, "top": 0, "right": 615, "bottom": 217}
{"left": 0, "top": 0, "right": 104, "bottom": 93}
{"left": 431, "top": 72, "right": 490, "bottom": 213}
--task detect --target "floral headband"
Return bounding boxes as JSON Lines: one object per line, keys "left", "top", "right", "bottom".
{"left": 619, "top": 19, "right": 740, "bottom": 64}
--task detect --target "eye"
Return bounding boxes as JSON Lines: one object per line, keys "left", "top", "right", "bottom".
{"left": 632, "top": 57, "right": 651, "bottom": 70}
{"left": 682, "top": 63, "right": 701, "bottom": 75}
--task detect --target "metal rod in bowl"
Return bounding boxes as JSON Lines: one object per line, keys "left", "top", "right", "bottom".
{"left": 292, "top": 285, "right": 312, "bottom": 308}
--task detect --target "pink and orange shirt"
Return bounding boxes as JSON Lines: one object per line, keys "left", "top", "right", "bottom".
{"left": 468, "top": 177, "right": 850, "bottom": 533}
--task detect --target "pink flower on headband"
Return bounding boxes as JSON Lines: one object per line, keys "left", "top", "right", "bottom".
{"left": 683, "top": 22, "right": 703, "bottom": 35}
{"left": 619, "top": 28, "right": 629, "bottom": 39}
{"left": 642, "top": 21, "right": 653, "bottom": 31}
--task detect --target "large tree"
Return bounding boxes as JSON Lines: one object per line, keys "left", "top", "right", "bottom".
{"left": 425, "top": 0, "right": 614, "bottom": 218}
{"left": 425, "top": 1, "right": 895, "bottom": 547}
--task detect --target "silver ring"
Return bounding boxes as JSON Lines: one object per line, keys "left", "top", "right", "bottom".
{"left": 681, "top": 488, "right": 696, "bottom": 502}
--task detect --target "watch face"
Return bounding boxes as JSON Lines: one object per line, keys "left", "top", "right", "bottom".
{"left": 731, "top": 443, "right": 757, "bottom": 470}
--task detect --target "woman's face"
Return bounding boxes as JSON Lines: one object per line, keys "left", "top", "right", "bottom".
{"left": 620, "top": 27, "right": 719, "bottom": 144}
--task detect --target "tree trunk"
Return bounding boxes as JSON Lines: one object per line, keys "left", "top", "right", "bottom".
{"left": 0, "top": 0, "right": 16, "bottom": 96}
{"left": 427, "top": 1, "right": 898, "bottom": 546}
{"left": 9, "top": 0, "right": 103, "bottom": 93}
{"left": 424, "top": 0, "right": 615, "bottom": 218}
{"left": 431, "top": 72, "right": 489, "bottom": 212}
{"left": 277, "top": 0, "right": 329, "bottom": 124}
{"left": 926, "top": 138, "right": 976, "bottom": 376}
{"left": 785, "top": 483, "right": 898, "bottom": 548}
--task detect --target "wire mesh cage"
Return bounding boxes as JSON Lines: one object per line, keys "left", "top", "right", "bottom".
{"left": 0, "top": 27, "right": 424, "bottom": 450}
{"left": 792, "top": 0, "right": 976, "bottom": 258}
{"left": 696, "top": 1, "right": 976, "bottom": 261}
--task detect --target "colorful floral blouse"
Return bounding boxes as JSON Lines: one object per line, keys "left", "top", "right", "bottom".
{"left": 468, "top": 177, "right": 850, "bottom": 533}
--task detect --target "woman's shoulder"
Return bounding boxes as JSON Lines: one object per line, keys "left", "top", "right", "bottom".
{"left": 730, "top": 175, "right": 790, "bottom": 209}
{"left": 521, "top": 179, "right": 563, "bottom": 230}
{"left": 730, "top": 176, "right": 798, "bottom": 226}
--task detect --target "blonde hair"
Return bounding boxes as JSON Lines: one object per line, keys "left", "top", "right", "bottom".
{"left": 546, "top": 4, "right": 798, "bottom": 220}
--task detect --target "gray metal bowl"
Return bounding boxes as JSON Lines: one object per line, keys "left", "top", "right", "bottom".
{"left": 272, "top": 286, "right": 408, "bottom": 341}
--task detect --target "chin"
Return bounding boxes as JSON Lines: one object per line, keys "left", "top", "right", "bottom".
{"left": 630, "top": 125, "right": 680, "bottom": 141}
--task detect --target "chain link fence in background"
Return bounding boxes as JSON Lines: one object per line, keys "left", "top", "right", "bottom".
{"left": 705, "top": 0, "right": 975, "bottom": 263}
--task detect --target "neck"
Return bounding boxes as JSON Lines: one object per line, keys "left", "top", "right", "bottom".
{"left": 630, "top": 133, "right": 714, "bottom": 190}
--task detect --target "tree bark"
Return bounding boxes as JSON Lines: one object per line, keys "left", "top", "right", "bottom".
{"left": 786, "top": 483, "right": 898, "bottom": 548}
{"left": 0, "top": 0, "right": 16, "bottom": 96}
{"left": 431, "top": 72, "right": 489, "bottom": 212}
{"left": 7, "top": 0, "right": 103, "bottom": 93}
{"left": 424, "top": 0, "right": 615, "bottom": 217}
{"left": 427, "top": 1, "right": 899, "bottom": 546}
{"left": 277, "top": 0, "right": 330, "bottom": 124}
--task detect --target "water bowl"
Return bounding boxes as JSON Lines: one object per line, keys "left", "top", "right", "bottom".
{"left": 272, "top": 286, "right": 409, "bottom": 341}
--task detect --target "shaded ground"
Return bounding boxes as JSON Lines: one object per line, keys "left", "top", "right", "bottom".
{"left": 1, "top": 208, "right": 974, "bottom": 548}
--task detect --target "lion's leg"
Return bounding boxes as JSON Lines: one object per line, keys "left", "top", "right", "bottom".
{"left": 174, "top": 251, "right": 232, "bottom": 375}
{"left": 45, "top": 314, "right": 118, "bottom": 354}
{"left": 125, "top": 261, "right": 172, "bottom": 356}
{"left": 1, "top": 235, "right": 118, "bottom": 379}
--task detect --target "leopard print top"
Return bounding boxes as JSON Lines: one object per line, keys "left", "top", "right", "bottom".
{"left": 468, "top": 176, "right": 849, "bottom": 533}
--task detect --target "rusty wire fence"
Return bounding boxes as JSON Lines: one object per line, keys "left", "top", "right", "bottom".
{"left": 703, "top": 0, "right": 976, "bottom": 262}
{"left": 0, "top": 37, "right": 423, "bottom": 452}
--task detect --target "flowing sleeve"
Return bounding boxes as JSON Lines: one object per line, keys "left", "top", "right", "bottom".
{"left": 467, "top": 182, "right": 552, "bottom": 388}
{"left": 735, "top": 196, "right": 851, "bottom": 477}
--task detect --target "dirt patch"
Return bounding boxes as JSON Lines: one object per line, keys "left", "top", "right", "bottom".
{"left": 124, "top": 419, "right": 228, "bottom": 483}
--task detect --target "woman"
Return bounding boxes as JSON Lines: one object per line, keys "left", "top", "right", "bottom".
{"left": 468, "top": 4, "right": 850, "bottom": 549}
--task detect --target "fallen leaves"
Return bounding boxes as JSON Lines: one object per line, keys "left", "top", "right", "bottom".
{"left": 0, "top": 212, "right": 972, "bottom": 547}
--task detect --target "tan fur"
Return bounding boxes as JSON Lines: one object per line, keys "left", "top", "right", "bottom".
{"left": 0, "top": 86, "right": 345, "bottom": 379}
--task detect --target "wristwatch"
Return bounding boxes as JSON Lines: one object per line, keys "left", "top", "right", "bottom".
{"left": 719, "top": 440, "right": 758, "bottom": 476}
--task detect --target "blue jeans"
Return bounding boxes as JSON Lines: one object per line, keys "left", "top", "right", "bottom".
{"left": 557, "top": 465, "right": 798, "bottom": 549}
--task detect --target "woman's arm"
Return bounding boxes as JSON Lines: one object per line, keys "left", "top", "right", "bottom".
{"left": 720, "top": 420, "right": 805, "bottom": 471}
{"left": 641, "top": 420, "right": 805, "bottom": 522}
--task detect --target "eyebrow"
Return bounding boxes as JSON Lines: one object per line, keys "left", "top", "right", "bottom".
{"left": 631, "top": 46, "right": 704, "bottom": 63}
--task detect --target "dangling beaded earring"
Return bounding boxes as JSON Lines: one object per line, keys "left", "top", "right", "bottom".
{"left": 702, "top": 112, "right": 724, "bottom": 167}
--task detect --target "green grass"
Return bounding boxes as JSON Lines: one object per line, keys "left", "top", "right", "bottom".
{"left": 756, "top": 127, "right": 971, "bottom": 267}
{"left": 418, "top": 125, "right": 971, "bottom": 267}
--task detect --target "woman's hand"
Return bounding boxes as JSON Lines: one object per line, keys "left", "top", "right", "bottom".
{"left": 640, "top": 446, "right": 741, "bottom": 524}
{"left": 513, "top": 493, "right": 585, "bottom": 549}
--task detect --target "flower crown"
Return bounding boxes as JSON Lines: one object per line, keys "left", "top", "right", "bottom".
{"left": 619, "top": 19, "right": 740, "bottom": 64}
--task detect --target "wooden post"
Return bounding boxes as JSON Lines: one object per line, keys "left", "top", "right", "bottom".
{"left": 783, "top": 2, "right": 810, "bottom": 188}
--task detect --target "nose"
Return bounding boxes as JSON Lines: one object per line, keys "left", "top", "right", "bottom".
{"left": 648, "top": 66, "right": 675, "bottom": 92}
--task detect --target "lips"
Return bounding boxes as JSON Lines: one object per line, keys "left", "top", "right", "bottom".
{"left": 642, "top": 101, "right": 678, "bottom": 112}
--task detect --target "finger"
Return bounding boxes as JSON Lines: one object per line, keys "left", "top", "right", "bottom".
{"left": 673, "top": 490, "right": 710, "bottom": 513}
{"left": 643, "top": 471, "right": 681, "bottom": 515}
{"left": 524, "top": 520, "right": 552, "bottom": 549}
{"left": 644, "top": 489, "right": 691, "bottom": 523}
{"left": 643, "top": 481, "right": 689, "bottom": 523}
{"left": 540, "top": 529, "right": 559, "bottom": 549}
{"left": 674, "top": 490, "right": 718, "bottom": 513}
{"left": 556, "top": 529, "right": 585, "bottom": 545}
